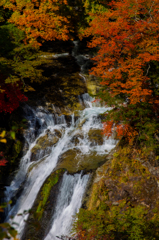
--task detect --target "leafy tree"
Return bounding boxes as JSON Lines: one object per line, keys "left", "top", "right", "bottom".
{"left": 1, "top": 0, "right": 69, "bottom": 47}
{"left": 0, "top": 14, "right": 28, "bottom": 113}
{"left": 0, "top": 5, "right": 55, "bottom": 113}
{"left": 74, "top": 201, "right": 159, "bottom": 240}
{"left": 82, "top": 0, "right": 159, "bottom": 145}
{"left": 83, "top": 0, "right": 109, "bottom": 14}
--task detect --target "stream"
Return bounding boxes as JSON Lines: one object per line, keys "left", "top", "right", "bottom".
{"left": 5, "top": 41, "right": 117, "bottom": 239}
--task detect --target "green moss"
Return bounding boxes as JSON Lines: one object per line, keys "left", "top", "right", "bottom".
{"left": 74, "top": 200, "right": 159, "bottom": 240}
{"left": 35, "top": 169, "right": 65, "bottom": 220}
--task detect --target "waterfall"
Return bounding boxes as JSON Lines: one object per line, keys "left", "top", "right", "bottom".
{"left": 4, "top": 41, "right": 117, "bottom": 239}
{"left": 72, "top": 40, "right": 91, "bottom": 73}
{"left": 5, "top": 98, "right": 116, "bottom": 239}
{"left": 45, "top": 172, "right": 89, "bottom": 240}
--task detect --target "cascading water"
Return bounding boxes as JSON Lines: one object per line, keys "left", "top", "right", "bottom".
{"left": 5, "top": 41, "right": 117, "bottom": 239}
{"left": 45, "top": 172, "right": 89, "bottom": 240}
{"left": 5, "top": 94, "right": 116, "bottom": 239}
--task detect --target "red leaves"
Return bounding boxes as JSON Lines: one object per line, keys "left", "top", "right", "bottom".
{"left": 0, "top": 152, "right": 7, "bottom": 167}
{"left": 0, "top": 159, "right": 7, "bottom": 166}
{"left": 0, "top": 84, "right": 28, "bottom": 113}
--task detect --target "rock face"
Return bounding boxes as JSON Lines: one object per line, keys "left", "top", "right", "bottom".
{"left": 88, "top": 129, "right": 103, "bottom": 146}
{"left": 30, "top": 129, "right": 62, "bottom": 161}
{"left": 74, "top": 144, "right": 159, "bottom": 239}
{"left": 25, "top": 48, "right": 87, "bottom": 116}
{"left": 87, "top": 146, "right": 159, "bottom": 211}
{"left": 85, "top": 74, "right": 101, "bottom": 95}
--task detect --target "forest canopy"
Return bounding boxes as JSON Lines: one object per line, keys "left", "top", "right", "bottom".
{"left": 0, "top": 0, "right": 158, "bottom": 154}
{"left": 82, "top": 0, "right": 159, "bottom": 146}
{"left": 1, "top": 0, "right": 159, "bottom": 239}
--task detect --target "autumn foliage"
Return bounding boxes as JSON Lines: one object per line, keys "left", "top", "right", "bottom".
{"left": 0, "top": 152, "right": 7, "bottom": 166}
{"left": 1, "top": 0, "right": 69, "bottom": 46}
{"left": 0, "top": 83, "right": 28, "bottom": 113}
{"left": 83, "top": 0, "right": 159, "bottom": 143}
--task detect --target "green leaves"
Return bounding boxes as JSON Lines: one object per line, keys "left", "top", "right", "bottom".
{"left": 74, "top": 196, "right": 159, "bottom": 240}
{"left": 10, "top": 131, "right": 16, "bottom": 140}
{"left": 0, "top": 222, "right": 18, "bottom": 240}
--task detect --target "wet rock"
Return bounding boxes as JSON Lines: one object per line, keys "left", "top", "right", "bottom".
{"left": 88, "top": 129, "right": 103, "bottom": 146}
{"left": 30, "top": 129, "right": 62, "bottom": 161}
{"left": 56, "top": 149, "right": 108, "bottom": 173}
{"left": 22, "top": 142, "right": 29, "bottom": 156}
{"left": 70, "top": 133, "right": 84, "bottom": 146}
{"left": 85, "top": 74, "right": 101, "bottom": 95}
{"left": 78, "top": 119, "right": 88, "bottom": 128}
{"left": 27, "top": 155, "right": 48, "bottom": 173}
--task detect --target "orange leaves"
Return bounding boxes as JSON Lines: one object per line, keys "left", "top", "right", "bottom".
{"left": 85, "top": 0, "right": 159, "bottom": 106}
{"left": 2, "top": 0, "right": 69, "bottom": 46}
{"left": 103, "top": 121, "right": 138, "bottom": 143}
{"left": 103, "top": 120, "right": 114, "bottom": 138}
{"left": 85, "top": 0, "right": 159, "bottom": 142}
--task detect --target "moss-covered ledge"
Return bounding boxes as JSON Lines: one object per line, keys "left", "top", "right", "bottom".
{"left": 22, "top": 168, "right": 65, "bottom": 240}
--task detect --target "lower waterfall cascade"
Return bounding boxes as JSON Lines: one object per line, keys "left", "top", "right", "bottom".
{"left": 4, "top": 40, "right": 117, "bottom": 239}
{"left": 5, "top": 94, "right": 117, "bottom": 239}
{"left": 44, "top": 172, "right": 89, "bottom": 240}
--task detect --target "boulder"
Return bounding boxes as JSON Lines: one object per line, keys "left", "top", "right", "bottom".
{"left": 88, "top": 129, "right": 104, "bottom": 146}
{"left": 56, "top": 148, "right": 108, "bottom": 173}
{"left": 30, "top": 129, "right": 62, "bottom": 161}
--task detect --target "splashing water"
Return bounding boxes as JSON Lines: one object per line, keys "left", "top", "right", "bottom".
{"left": 5, "top": 40, "right": 117, "bottom": 239}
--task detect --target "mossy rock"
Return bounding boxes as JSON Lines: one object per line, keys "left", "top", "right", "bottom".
{"left": 30, "top": 129, "right": 62, "bottom": 161}
{"left": 35, "top": 169, "right": 65, "bottom": 220}
{"left": 56, "top": 149, "right": 108, "bottom": 173}
{"left": 22, "top": 168, "right": 65, "bottom": 240}
{"left": 70, "top": 132, "right": 84, "bottom": 146}
{"left": 87, "top": 145, "right": 159, "bottom": 212}
{"left": 85, "top": 74, "right": 101, "bottom": 95}
{"left": 27, "top": 155, "right": 48, "bottom": 174}
{"left": 88, "top": 129, "right": 103, "bottom": 146}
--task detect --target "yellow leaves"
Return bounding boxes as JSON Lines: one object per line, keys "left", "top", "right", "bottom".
{"left": 24, "top": 85, "right": 36, "bottom": 92}
{"left": 0, "top": 131, "right": 7, "bottom": 143}
{"left": 0, "top": 88, "right": 5, "bottom": 93}
{"left": 0, "top": 139, "right": 7, "bottom": 143}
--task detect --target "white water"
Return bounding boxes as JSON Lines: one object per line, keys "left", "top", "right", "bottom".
{"left": 5, "top": 41, "right": 117, "bottom": 239}
{"left": 5, "top": 94, "right": 116, "bottom": 239}
{"left": 45, "top": 172, "right": 89, "bottom": 240}
{"left": 72, "top": 40, "right": 91, "bottom": 73}
{"left": 39, "top": 53, "right": 69, "bottom": 59}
